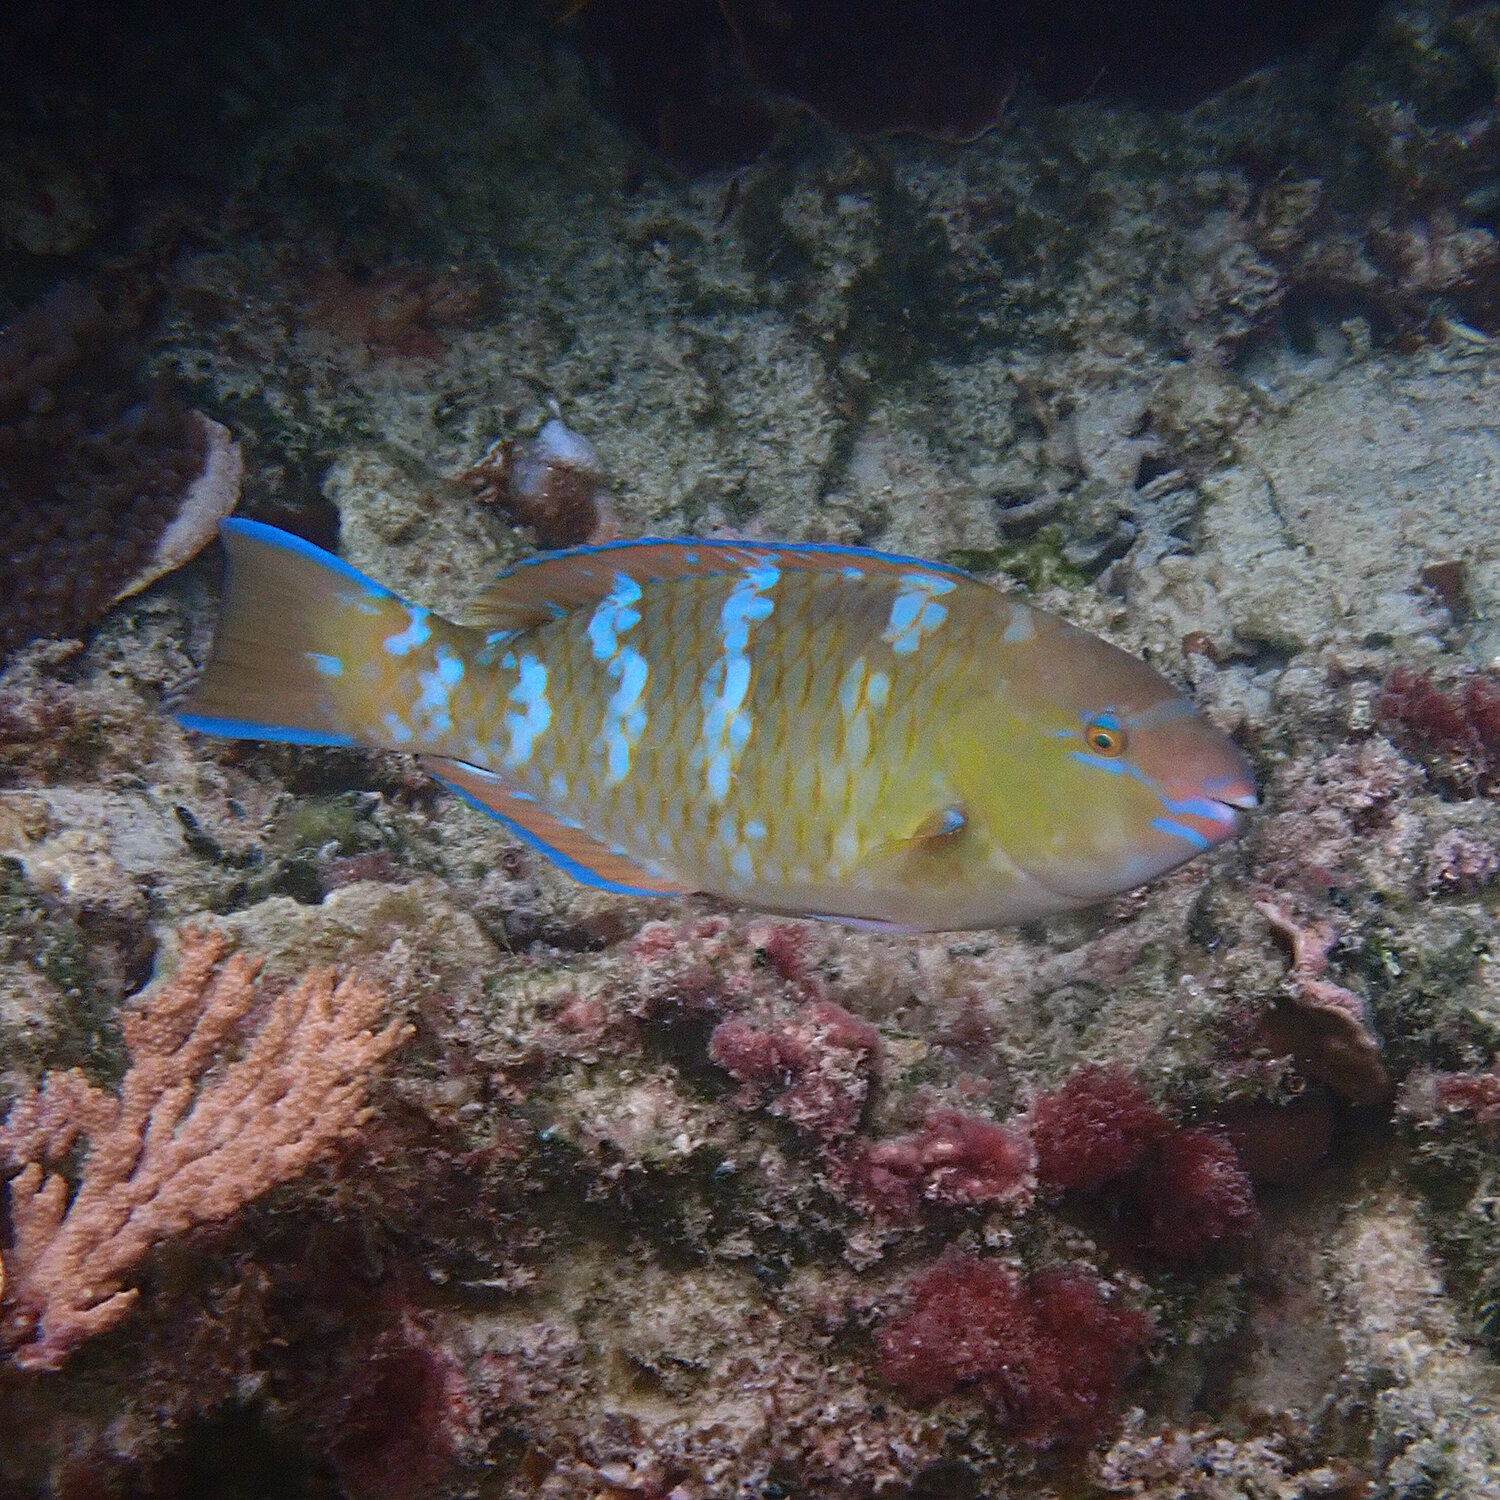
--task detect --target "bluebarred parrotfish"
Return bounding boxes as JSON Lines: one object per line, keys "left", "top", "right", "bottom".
{"left": 178, "top": 519, "right": 1256, "bottom": 931}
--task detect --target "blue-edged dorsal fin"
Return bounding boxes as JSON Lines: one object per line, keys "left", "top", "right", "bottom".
{"left": 463, "top": 537, "right": 976, "bottom": 633}
{"left": 421, "top": 755, "right": 694, "bottom": 898}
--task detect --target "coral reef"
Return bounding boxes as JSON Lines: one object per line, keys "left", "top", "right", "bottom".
{"left": 6, "top": 0, "right": 1500, "bottom": 1493}
{"left": 0, "top": 926, "right": 407, "bottom": 1370}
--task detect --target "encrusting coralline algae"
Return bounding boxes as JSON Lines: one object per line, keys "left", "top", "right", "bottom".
{"left": 5, "top": 1, "right": 1500, "bottom": 1495}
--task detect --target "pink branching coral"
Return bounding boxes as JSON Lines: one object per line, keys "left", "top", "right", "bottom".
{"left": 876, "top": 1249, "right": 1153, "bottom": 1447}
{"left": 851, "top": 1110, "right": 1035, "bottom": 1218}
{"left": 0, "top": 926, "right": 410, "bottom": 1370}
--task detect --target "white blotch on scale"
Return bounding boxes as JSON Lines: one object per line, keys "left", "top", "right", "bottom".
{"left": 881, "top": 573, "right": 955, "bottom": 656}
{"left": 587, "top": 574, "right": 650, "bottom": 784}
{"left": 694, "top": 558, "right": 779, "bottom": 803}
{"left": 503, "top": 654, "right": 551, "bottom": 768}
{"left": 415, "top": 649, "right": 465, "bottom": 738}
{"left": 383, "top": 607, "right": 432, "bottom": 657}
{"left": 1002, "top": 604, "right": 1036, "bottom": 644}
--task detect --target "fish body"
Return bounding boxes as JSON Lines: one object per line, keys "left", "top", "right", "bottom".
{"left": 180, "top": 520, "right": 1255, "bottom": 931}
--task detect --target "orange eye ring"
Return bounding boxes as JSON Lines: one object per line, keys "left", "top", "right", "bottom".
{"left": 1084, "top": 719, "right": 1125, "bottom": 756}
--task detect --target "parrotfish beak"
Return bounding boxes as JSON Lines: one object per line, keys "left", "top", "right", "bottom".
{"left": 1155, "top": 765, "right": 1259, "bottom": 850}
{"left": 1203, "top": 770, "right": 1260, "bottom": 826}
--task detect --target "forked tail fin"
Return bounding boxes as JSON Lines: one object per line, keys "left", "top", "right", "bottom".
{"left": 178, "top": 518, "right": 428, "bottom": 748}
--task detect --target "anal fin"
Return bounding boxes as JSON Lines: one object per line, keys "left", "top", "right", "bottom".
{"left": 422, "top": 756, "right": 694, "bottom": 899}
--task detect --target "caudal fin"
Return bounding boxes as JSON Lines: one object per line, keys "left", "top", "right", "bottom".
{"left": 178, "top": 518, "right": 419, "bottom": 747}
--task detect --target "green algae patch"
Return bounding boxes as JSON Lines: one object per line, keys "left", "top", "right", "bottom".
{"left": 946, "top": 525, "right": 1091, "bottom": 592}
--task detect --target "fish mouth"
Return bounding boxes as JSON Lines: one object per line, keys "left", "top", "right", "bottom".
{"left": 1202, "top": 773, "right": 1259, "bottom": 817}
{"left": 1155, "top": 782, "right": 1258, "bottom": 848}
{"left": 1214, "top": 787, "right": 1259, "bottom": 812}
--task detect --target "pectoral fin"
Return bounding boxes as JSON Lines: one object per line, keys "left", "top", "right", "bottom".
{"left": 863, "top": 803, "right": 972, "bottom": 889}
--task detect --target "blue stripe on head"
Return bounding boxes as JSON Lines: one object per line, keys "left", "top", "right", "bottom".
{"left": 1160, "top": 794, "right": 1240, "bottom": 828}
{"left": 1151, "top": 816, "right": 1212, "bottom": 851}
{"left": 220, "top": 519, "right": 398, "bottom": 599}
{"left": 435, "top": 776, "right": 668, "bottom": 897}
{"left": 176, "top": 713, "right": 358, "bottom": 747}
{"left": 1068, "top": 749, "right": 1157, "bottom": 788}
{"left": 1069, "top": 749, "right": 1129, "bottom": 776}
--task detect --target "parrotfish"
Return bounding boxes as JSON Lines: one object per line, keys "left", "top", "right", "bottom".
{"left": 179, "top": 520, "right": 1256, "bottom": 931}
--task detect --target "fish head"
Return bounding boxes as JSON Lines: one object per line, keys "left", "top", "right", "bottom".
{"left": 960, "top": 614, "right": 1257, "bottom": 907}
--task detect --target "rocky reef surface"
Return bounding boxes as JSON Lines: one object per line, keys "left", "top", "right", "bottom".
{"left": 6, "top": 2, "right": 1500, "bottom": 1495}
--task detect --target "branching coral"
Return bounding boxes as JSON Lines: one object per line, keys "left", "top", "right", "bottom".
{"left": 0, "top": 926, "right": 409, "bottom": 1371}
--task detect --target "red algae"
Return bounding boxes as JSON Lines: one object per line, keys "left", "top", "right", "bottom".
{"left": 1377, "top": 665, "right": 1500, "bottom": 795}
{"left": 851, "top": 1110, "right": 1035, "bottom": 1218}
{"left": 1026, "top": 1065, "right": 1259, "bottom": 1264}
{"left": 709, "top": 998, "right": 881, "bottom": 1141}
{"left": 877, "top": 1250, "right": 1152, "bottom": 1447}
{"left": 1143, "top": 1127, "right": 1260, "bottom": 1264}
{"left": 1029, "top": 1066, "right": 1173, "bottom": 1195}
{"left": 323, "top": 1318, "right": 476, "bottom": 1500}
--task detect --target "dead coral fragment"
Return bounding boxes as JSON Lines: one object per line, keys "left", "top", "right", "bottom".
{"left": 0, "top": 926, "right": 409, "bottom": 1371}
{"left": 877, "top": 1249, "right": 1152, "bottom": 1447}
{"left": 1257, "top": 901, "right": 1391, "bottom": 1106}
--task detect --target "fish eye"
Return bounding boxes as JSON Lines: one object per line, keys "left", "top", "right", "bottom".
{"left": 1084, "top": 718, "right": 1125, "bottom": 756}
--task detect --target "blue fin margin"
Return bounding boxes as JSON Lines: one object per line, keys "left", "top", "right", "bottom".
{"left": 490, "top": 535, "right": 975, "bottom": 586}
{"left": 435, "top": 775, "right": 672, "bottom": 899}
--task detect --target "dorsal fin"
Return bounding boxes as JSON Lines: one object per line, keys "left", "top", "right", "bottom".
{"left": 464, "top": 537, "right": 976, "bottom": 632}
{"left": 421, "top": 756, "right": 694, "bottom": 898}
